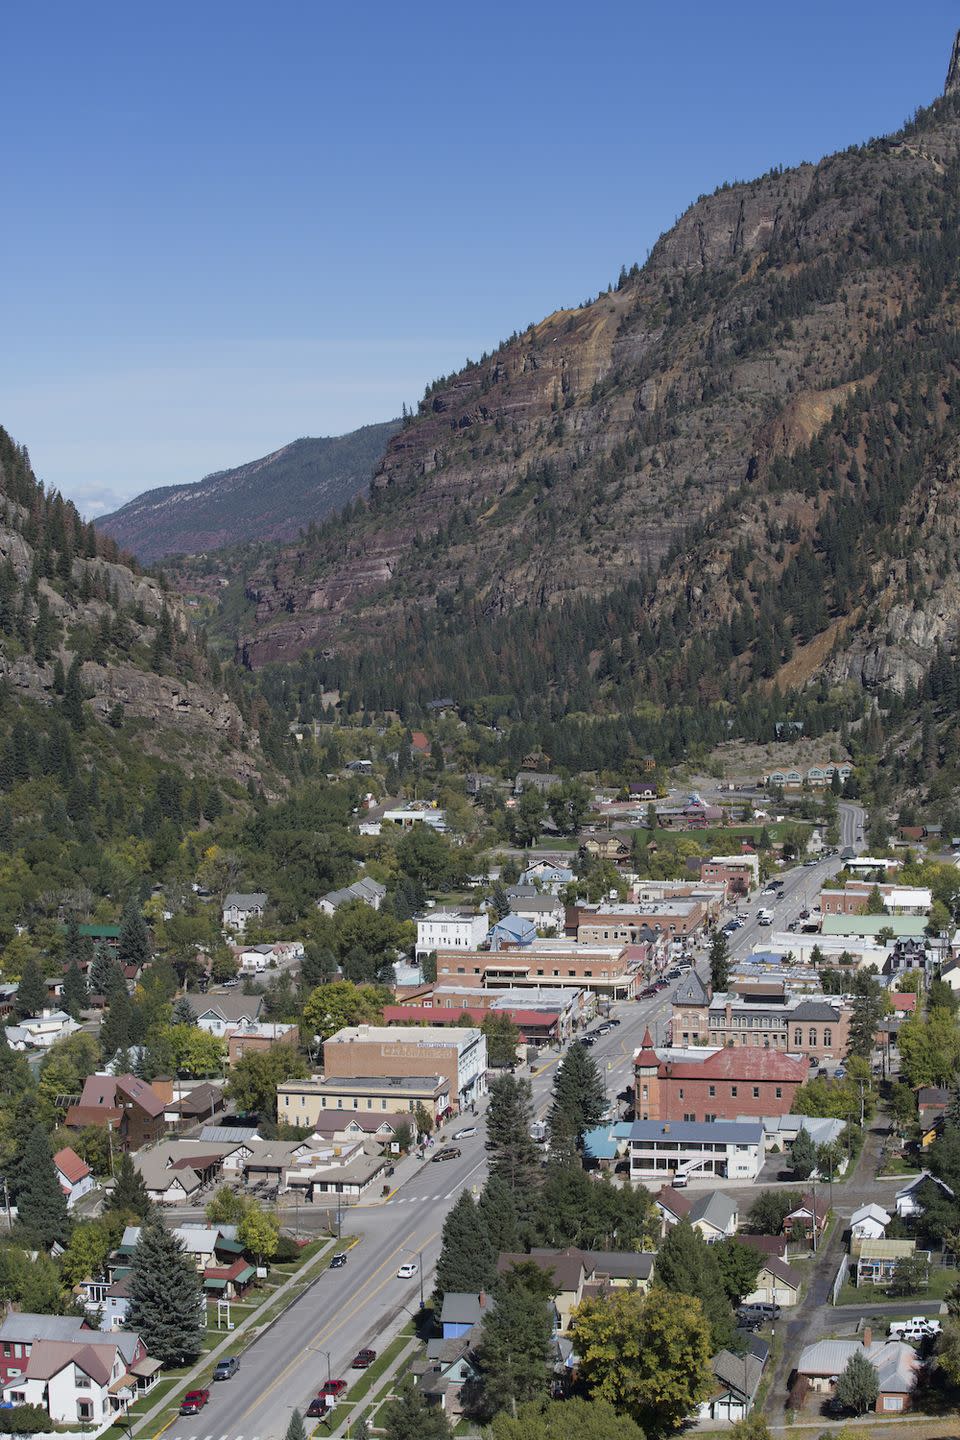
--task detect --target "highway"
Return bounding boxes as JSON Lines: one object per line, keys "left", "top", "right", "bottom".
{"left": 157, "top": 803, "right": 866, "bottom": 1440}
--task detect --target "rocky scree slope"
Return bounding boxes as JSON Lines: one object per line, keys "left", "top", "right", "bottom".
{"left": 221, "top": 52, "right": 960, "bottom": 717}
{"left": 98, "top": 421, "right": 399, "bottom": 564}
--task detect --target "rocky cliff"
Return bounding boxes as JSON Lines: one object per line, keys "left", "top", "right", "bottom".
{"left": 201, "top": 38, "right": 960, "bottom": 723}
{"left": 98, "top": 421, "right": 399, "bottom": 563}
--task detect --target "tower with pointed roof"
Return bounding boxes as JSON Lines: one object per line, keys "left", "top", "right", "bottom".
{"left": 634, "top": 1027, "right": 661, "bottom": 1122}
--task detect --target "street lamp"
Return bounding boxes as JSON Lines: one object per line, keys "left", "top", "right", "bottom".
{"left": 403, "top": 1246, "right": 425, "bottom": 1310}
{"left": 317, "top": 1349, "right": 332, "bottom": 1383}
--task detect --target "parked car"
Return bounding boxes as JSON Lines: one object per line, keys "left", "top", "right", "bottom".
{"left": 319, "top": 1380, "right": 348, "bottom": 1398}
{"left": 808, "top": 1055, "right": 819, "bottom": 1067}
{"left": 329, "top": 1252, "right": 348, "bottom": 1268}
{"left": 213, "top": 1357, "right": 239, "bottom": 1381}
{"left": 352, "top": 1349, "right": 377, "bottom": 1369}
{"left": 640, "top": 985, "right": 658, "bottom": 998}
{"left": 607, "top": 1017, "right": 622, "bottom": 1025}
{"left": 397, "top": 1262, "right": 419, "bottom": 1279}
{"left": 431, "top": 1146, "right": 461, "bottom": 1162}
{"left": 180, "top": 1390, "right": 210, "bottom": 1415}
{"left": 453, "top": 1126, "right": 477, "bottom": 1140}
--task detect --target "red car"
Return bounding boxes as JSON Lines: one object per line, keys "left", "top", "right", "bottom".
{"left": 351, "top": 1348, "right": 376, "bottom": 1368}
{"left": 320, "top": 1381, "right": 347, "bottom": 1398}
{"left": 179, "top": 1389, "right": 210, "bottom": 1416}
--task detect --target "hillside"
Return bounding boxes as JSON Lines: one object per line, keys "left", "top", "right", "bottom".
{"left": 97, "top": 421, "right": 399, "bottom": 563}
{"left": 206, "top": 36, "right": 960, "bottom": 769}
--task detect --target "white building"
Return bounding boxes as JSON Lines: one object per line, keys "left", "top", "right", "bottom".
{"left": 383, "top": 804, "right": 447, "bottom": 832}
{"left": 4, "top": 1009, "right": 79, "bottom": 1050}
{"left": 416, "top": 910, "right": 489, "bottom": 959}
{"left": 222, "top": 891, "right": 267, "bottom": 933}
{"left": 628, "top": 1119, "right": 764, "bottom": 1184}
{"left": 53, "top": 1146, "right": 96, "bottom": 1209}
{"left": 850, "top": 1203, "right": 891, "bottom": 1241}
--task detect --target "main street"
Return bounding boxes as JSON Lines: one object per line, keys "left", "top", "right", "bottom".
{"left": 158, "top": 808, "right": 865, "bottom": 1440}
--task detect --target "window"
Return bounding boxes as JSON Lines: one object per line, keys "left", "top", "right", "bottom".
{"left": 775, "top": 1087, "right": 782, "bottom": 1099}
{"left": 824, "top": 1029, "right": 832, "bottom": 1047}
{"left": 810, "top": 1029, "right": 817, "bottom": 1046}
{"left": 678, "top": 1088, "right": 684, "bottom": 1099}
{"left": 77, "top": 1401, "right": 93, "bottom": 1421}
{"left": 683, "top": 1113, "right": 696, "bottom": 1123}
{"left": 794, "top": 1029, "right": 801, "bottom": 1046}
{"left": 731, "top": 1085, "right": 738, "bottom": 1097}
{"left": 708, "top": 1085, "right": 716, "bottom": 1097}
{"left": 704, "top": 1113, "right": 717, "bottom": 1123}
{"left": 641, "top": 1086, "right": 648, "bottom": 1102}
{"left": 752, "top": 1087, "right": 760, "bottom": 1099}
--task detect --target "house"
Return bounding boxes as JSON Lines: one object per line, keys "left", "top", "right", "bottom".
{"left": 794, "top": 1332, "right": 920, "bottom": 1413}
{"left": 743, "top": 1255, "right": 802, "bottom": 1308}
{"left": 506, "top": 894, "right": 566, "bottom": 934}
{"left": 417, "top": 1336, "right": 480, "bottom": 1416}
{"left": 489, "top": 915, "right": 538, "bottom": 949}
{"left": 227, "top": 1021, "right": 298, "bottom": 1064}
{"left": 629, "top": 1119, "right": 764, "bottom": 1184}
{"left": 187, "top": 992, "right": 264, "bottom": 1036}
{"left": 318, "top": 876, "right": 387, "bottom": 916}
{"left": 132, "top": 1140, "right": 243, "bottom": 1204}
{"left": 416, "top": 911, "right": 489, "bottom": 960}
{"left": 440, "top": 1292, "right": 491, "bottom": 1340}
{"left": 656, "top": 1187, "right": 739, "bottom": 1240}
{"left": 53, "top": 1146, "right": 96, "bottom": 1209}
{"left": 698, "top": 1343, "right": 767, "bottom": 1423}
{"left": 518, "top": 861, "right": 575, "bottom": 893}
{"left": 222, "top": 892, "right": 268, "bottom": 933}
{"left": 5, "top": 1009, "right": 79, "bottom": 1050}
{"left": 918, "top": 1086, "right": 951, "bottom": 1145}
{"left": 164, "top": 1082, "right": 225, "bottom": 1128}
{"left": 850, "top": 1203, "right": 891, "bottom": 1241}
{"left": 0, "top": 1319, "right": 158, "bottom": 1425}
{"left": 895, "top": 1171, "right": 955, "bottom": 1219}
{"left": 382, "top": 803, "right": 447, "bottom": 831}
{"left": 65, "top": 1073, "right": 166, "bottom": 1150}
{"left": 783, "top": 1193, "right": 828, "bottom": 1245}
{"left": 856, "top": 1239, "right": 926, "bottom": 1287}
{"left": 514, "top": 771, "right": 561, "bottom": 796}
{"left": 0, "top": 1315, "right": 95, "bottom": 1387}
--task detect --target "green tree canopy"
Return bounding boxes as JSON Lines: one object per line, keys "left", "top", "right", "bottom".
{"left": 127, "top": 1216, "right": 204, "bottom": 1366}
{"left": 833, "top": 1350, "right": 879, "bottom": 1415}
{"left": 434, "top": 1192, "right": 495, "bottom": 1304}
{"left": 654, "top": 1218, "right": 734, "bottom": 1350}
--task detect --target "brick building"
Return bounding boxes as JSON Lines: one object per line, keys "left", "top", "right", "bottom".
{"left": 670, "top": 976, "right": 849, "bottom": 1061}
{"left": 322, "top": 1023, "right": 487, "bottom": 1110}
{"left": 574, "top": 902, "right": 707, "bottom": 944}
{"left": 435, "top": 943, "right": 641, "bottom": 1000}
{"left": 634, "top": 1031, "right": 807, "bottom": 1123}
{"left": 699, "top": 855, "right": 760, "bottom": 898}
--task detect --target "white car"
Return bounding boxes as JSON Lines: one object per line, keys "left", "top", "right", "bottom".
{"left": 397, "top": 1262, "right": 419, "bottom": 1279}
{"left": 453, "top": 1126, "right": 477, "bottom": 1139}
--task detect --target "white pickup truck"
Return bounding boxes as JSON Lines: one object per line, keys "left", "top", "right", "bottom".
{"left": 757, "top": 907, "right": 774, "bottom": 925}
{"left": 889, "top": 1317, "right": 942, "bottom": 1341}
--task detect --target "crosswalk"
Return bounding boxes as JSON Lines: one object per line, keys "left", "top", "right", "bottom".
{"left": 385, "top": 1190, "right": 459, "bottom": 1205}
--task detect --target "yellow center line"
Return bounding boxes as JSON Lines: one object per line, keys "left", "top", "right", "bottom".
{"left": 241, "top": 1225, "right": 440, "bottom": 1419}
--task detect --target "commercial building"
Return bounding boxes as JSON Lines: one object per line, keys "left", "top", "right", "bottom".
{"left": 277, "top": 1074, "right": 451, "bottom": 1127}
{"left": 323, "top": 1023, "right": 487, "bottom": 1109}
{"left": 435, "top": 942, "right": 641, "bottom": 1000}
{"left": 820, "top": 882, "right": 932, "bottom": 917}
{"left": 574, "top": 901, "right": 707, "bottom": 944}
{"left": 700, "top": 855, "right": 760, "bottom": 897}
{"left": 671, "top": 978, "right": 849, "bottom": 1060}
{"left": 416, "top": 911, "right": 489, "bottom": 959}
{"left": 634, "top": 1031, "right": 807, "bottom": 1123}
{"left": 628, "top": 1118, "right": 764, "bottom": 1183}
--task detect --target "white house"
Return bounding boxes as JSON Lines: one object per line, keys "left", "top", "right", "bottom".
{"left": 318, "top": 876, "right": 387, "bottom": 916}
{"left": 850, "top": 1203, "right": 891, "bottom": 1241}
{"left": 5, "top": 1010, "right": 79, "bottom": 1050}
{"left": 222, "top": 892, "right": 267, "bottom": 933}
{"left": 895, "top": 1171, "right": 955, "bottom": 1219}
{"left": 628, "top": 1119, "right": 764, "bottom": 1184}
{"left": 383, "top": 804, "right": 447, "bottom": 832}
{"left": 1, "top": 1330, "right": 157, "bottom": 1426}
{"left": 53, "top": 1147, "right": 96, "bottom": 1209}
{"left": 518, "top": 861, "right": 575, "bottom": 894}
{"left": 507, "top": 894, "right": 566, "bottom": 934}
{"left": 187, "top": 992, "right": 263, "bottom": 1036}
{"left": 416, "top": 910, "right": 489, "bottom": 960}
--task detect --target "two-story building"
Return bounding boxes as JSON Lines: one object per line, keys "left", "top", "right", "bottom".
{"left": 416, "top": 911, "right": 489, "bottom": 960}
{"left": 435, "top": 941, "right": 641, "bottom": 1001}
{"left": 222, "top": 892, "right": 267, "bottom": 933}
{"left": 323, "top": 1024, "right": 487, "bottom": 1110}
{"left": 278, "top": 1074, "right": 451, "bottom": 1127}
{"left": 628, "top": 1118, "right": 764, "bottom": 1183}
{"left": 634, "top": 1030, "right": 807, "bottom": 1123}
{"left": 670, "top": 977, "right": 849, "bottom": 1061}
{"left": 65, "top": 1073, "right": 166, "bottom": 1150}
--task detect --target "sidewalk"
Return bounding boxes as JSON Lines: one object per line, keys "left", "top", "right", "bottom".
{"left": 127, "top": 1236, "right": 341, "bottom": 1437}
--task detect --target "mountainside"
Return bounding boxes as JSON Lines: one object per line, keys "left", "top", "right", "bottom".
{"left": 0, "top": 428, "right": 261, "bottom": 779}
{"left": 206, "top": 42, "right": 960, "bottom": 757}
{"left": 97, "top": 421, "right": 399, "bottom": 563}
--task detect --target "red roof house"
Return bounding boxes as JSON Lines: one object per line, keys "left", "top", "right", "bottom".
{"left": 52, "top": 1147, "right": 95, "bottom": 1209}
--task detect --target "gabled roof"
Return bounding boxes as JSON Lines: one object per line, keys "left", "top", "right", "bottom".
{"left": 439, "top": 1292, "right": 490, "bottom": 1326}
{"left": 497, "top": 1247, "right": 585, "bottom": 1293}
{"left": 187, "top": 992, "right": 264, "bottom": 1024}
{"left": 896, "top": 1170, "right": 955, "bottom": 1200}
{"left": 711, "top": 1347, "right": 764, "bottom": 1402}
{"left": 53, "top": 1146, "right": 91, "bottom": 1185}
{"left": 674, "top": 971, "right": 710, "bottom": 1006}
{"left": 115, "top": 1074, "right": 165, "bottom": 1117}
{"left": 797, "top": 1338, "right": 919, "bottom": 1394}
{"left": 658, "top": 1049, "right": 807, "bottom": 1083}
{"left": 223, "top": 892, "right": 267, "bottom": 909}
{"left": 758, "top": 1254, "right": 801, "bottom": 1289}
{"left": 656, "top": 1185, "right": 693, "bottom": 1220}
{"left": 739, "top": 1232, "right": 788, "bottom": 1259}
{"left": 851, "top": 1203, "right": 891, "bottom": 1226}
{"left": 25, "top": 1339, "right": 116, "bottom": 1386}
{"left": 689, "top": 1191, "right": 738, "bottom": 1231}
{"left": 0, "top": 1315, "right": 93, "bottom": 1343}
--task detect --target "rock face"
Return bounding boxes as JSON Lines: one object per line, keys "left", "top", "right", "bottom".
{"left": 946, "top": 29, "right": 960, "bottom": 96}
{"left": 98, "top": 422, "right": 399, "bottom": 563}
{"left": 188, "top": 41, "right": 960, "bottom": 707}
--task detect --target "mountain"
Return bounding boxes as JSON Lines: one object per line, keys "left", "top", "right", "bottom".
{"left": 97, "top": 421, "right": 400, "bottom": 563}
{"left": 218, "top": 41, "right": 960, "bottom": 720}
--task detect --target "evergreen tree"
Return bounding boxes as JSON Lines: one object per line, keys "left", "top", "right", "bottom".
{"left": 709, "top": 931, "right": 730, "bottom": 994}
{"left": 434, "top": 1192, "right": 495, "bottom": 1303}
{"left": 477, "top": 1174, "right": 521, "bottom": 1254}
{"left": 107, "top": 1153, "right": 152, "bottom": 1219}
{"left": 472, "top": 1265, "right": 555, "bottom": 1420}
{"left": 88, "top": 947, "right": 113, "bottom": 997}
{"left": 15, "top": 956, "right": 47, "bottom": 1019}
{"left": 654, "top": 1219, "right": 734, "bottom": 1350}
{"left": 100, "top": 989, "right": 133, "bottom": 1061}
{"left": 172, "top": 996, "right": 197, "bottom": 1026}
{"left": 485, "top": 1074, "right": 541, "bottom": 1217}
{"left": 119, "top": 898, "right": 151, "bottom": 969}
{"left": 381, "top": 1379, "right": 452, "bottom": 1440}
{"left": 127, "top": 1215, "right": 203, "bottom": 1365}
{"left": 62, "top": 959, "right": 88, "bottom": 1020}
{"left": 62, "top": 655, "right": 86, "bottom": 731}
{"left": 547, "top": 1041, "right": 606, "bottom": 1147}
{"left": 833, "top": 1350, "right": 880, "bottom": 1415}
{"left": 285, "top": 1412, "right": 307, "bottom": 1440}
{"left": 789, "top": 1127, "right": 818, "bottom": 1180}
{"left": 15, "top": 1123, "right": 70, "bottom": 1248}
{"left": 491, "top": 883, "right": 510, "bottom": 922}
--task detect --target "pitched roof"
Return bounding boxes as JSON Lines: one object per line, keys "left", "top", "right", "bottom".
{"left": 25, "top": 1339, "right": 116, "bottom": 1386}
{"left": 656, "top": 1185, "right": 693, "bottom": 1220}
{"left": 223, "top": 892, "right": 267, "bottom": 908}
{"left": 797, "top": 1338, "right": 919, "bottom": 1394}
{"left": 659, "top": 1049, "right": 807, "bottom": 1083}
{"left": 0, "top": 1315, "right": 93, "bottom": 1343}
{"left": 53, "top": 1146, "right": 91, "bottom": 1185}
{"left": 439, "top": 1292, "right": 488, "bottom": 1326}
{"left": 65, "top": 1103, "right": 123, "bottom": 1128}
{"left": 115, "top": 1074, "right": 165, "bottom": 1117}
{"left": 689, "top": 1192, "right": 738, "bottom": 1231}
{"left": 739, "top": 1233, "right": 788, "bottom": 1258}
{"left": 711, "top": 1347, "right": 764, "bottom": 1402}
{"left": 583, "top": 1251, "right": 654, "bottom": 1281}
{"left": 497, "top": 1248, "right": 585, "bottom": 1293}
{"left": 759, "top": 1254, "right": 801, "bottom": 1289}
{"left": 187, "top": 992, "right": 264, "bottom": 1023}
{"left": 674, "top": 971, "right": 710, "bottom": 1006}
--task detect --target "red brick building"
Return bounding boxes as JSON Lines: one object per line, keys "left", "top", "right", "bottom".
{"left": 634, "top": 1031, "right": 807, "bottom": 1123}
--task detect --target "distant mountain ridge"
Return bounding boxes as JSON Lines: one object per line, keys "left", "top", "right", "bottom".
{"left": 97, "top": 421, "right": 400, "bottom": 563}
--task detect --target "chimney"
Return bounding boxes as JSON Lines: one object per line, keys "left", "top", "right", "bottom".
{"left": 479, "top": 1289, "right": 486, "bottom": 1309}
{"left": 862, "top": 1327, "right": 872, "bottom": 1349}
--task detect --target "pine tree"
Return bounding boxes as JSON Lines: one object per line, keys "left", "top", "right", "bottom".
{"left": 62, "top": 655, "right": 86, "bottom": 731}
{"left": 434, "top": 1192, "right": 495, "bottom": 1303}
{"left": 833, "top": 1350, "right": 880, "bottom": 1415}
{"left": 709, "top": 931, "right": 730, "bottom": 994}
{"left": 285, "top": 1411, "right": 307, "bottom": 1440}
{"left": 381, "top": 1379, "right": 452, "bottom": 1440}
{"left": 789, "top": 1127, "right": 817, "bottom": 1180}
{"left": 485, "top": 1074, "right": 542, "bottom": 1215}
{"left": 88, "top": 947, "right": 113, "bottom": 997}
{"left": 491, "top": 883, "right": 510, "bottom": 922}
{"left": 477, "top": 1173, "right": 521, "bottom": 1253}
{"left": 100, "top": 989, "right": 133, "bottom": 1061}
{"left": 127, "top": 1216, "right": 203, "bottom": 1365}
{"left": 654, "top": 1219, "right": 734, "bottom": 1350}
{"left": 62, "top": 959, "right": 88, "bottom": 1020}
{"left": 172, "top": 996, "right": 197, "bottom": 1026}
{"left": 107, "top": 1153, "right": 152, "bottom": 1219}
{"left": 15, "top": 1123, "right": 70, "bottom": 1248}
{"left": 119, "top": 898, "right": 151, "bottom": 969}
{"left": 548, "top": 1041, "right": 607, "bottom": 1146}
{"left": 15, "top": 955, "right": 47, "bottom": 1019}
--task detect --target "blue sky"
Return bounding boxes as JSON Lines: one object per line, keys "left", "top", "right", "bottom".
{"left": 2, "top": 1, "right": 957, "bottom": 517}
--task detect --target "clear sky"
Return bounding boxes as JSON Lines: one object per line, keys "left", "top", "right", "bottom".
{"left": 2, "top": 0, "right": 957, "bottom": 517}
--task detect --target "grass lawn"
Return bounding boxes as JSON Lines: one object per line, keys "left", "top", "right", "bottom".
{"left": 877, "top": 1154, "right": 921, "bottom": 1176}
{"left": 837, "top": 1266, "right": 957, "bottom": 1306}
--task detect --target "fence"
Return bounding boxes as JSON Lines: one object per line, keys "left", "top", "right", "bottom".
{"left": 831, "top": 1253, "right": 848, "bottom": 1305}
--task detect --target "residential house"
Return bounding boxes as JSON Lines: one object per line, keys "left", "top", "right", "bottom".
{"left": 0, "top": 1316, "right": 95, "bottom": 1388}
{"left": 416, "top": 911, "right": 489, "bottom": 960}
{"left": 0, "top": 1319, "right": 157, "bottom": 1425}
{"left": 382, "top": 803, "right": 447, "bottom": 831}
{"left": 132, "top": 1139, "right": 243, "bottom": 1204}
{"left": 495, "top": 1248, "right": 654, "bottom": 1333}
{"left": 417, "top": 1336, "right": 480, "bottom": 1417}
{"left": 794, "top": 1332, "right": 920, "bottom": 1413}
{"left": 488, "top": 915, "right": 538, "bottom": 949}
{"left": 655, "top": 1187, "right": 739, "bottom": 1241}
{"left": 440, "top": 1292, "right": 491, "bottom": 1340}
{"left": 187, "top": 992, "right": 264, "bottom": 1036}
{"left": 53, "top": 1147, "right": 96, "bottom": 1209}
{"left": 518, "top": 861, "right": 575, "bottom": 893}
{"left": 506, "top": 894, "right": 566, "bottom": 934}
{"left": 514, "top": 771, "right": 561, "bottom": 796}
{"left": 850, "top": 1203, "right": 891, "bottom": 1241}
{"left": 918, "top": 1087, "right": 951, "bottom": 1146}
{"left": 222, "top": 892, "right": 268, "bottom": 933}
{"left": 783, "top": 1193, "right": 828, "bottom": 1246}
{"left": 5, "top": 1009, "right": 79, "bottom": 1050}
{"left": 743, "top": 1255, "right": 802, "bottom": 1308}
{"left": 65, "top": 1073, "right": 166, "bottom": 1150}
{"left": 164, "top": 1082, "right": 225, "bottom": 1129}
{"left": 318, "top": 877, "right": 387, "bottom": 916}
{"left": 856, "top": 1239, "right": 926, "bottom": 1287}
{"left": 628, "top": 1119, "right": 764, "bottom": 1184}
{"left": 698, "top": 1343, "right": 767, "bottom": 1424}
{"left": 895, "top": 1171, "right": 955, "bottom": 1219}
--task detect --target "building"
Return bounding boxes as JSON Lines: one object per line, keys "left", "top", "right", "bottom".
{"left": 670, "top": 982, "right": 849, "bottom": 1061}
{"left": 222, "top": 892, "right": 268, "bottom": 932}
{"left": 323, "top": 1023, "right": 487, "bottom": 1110}
{"left": 655, "top": 1187, "right": 739, "bottom": 1240}
{"left": 435, "top": 942, "right": 641, "bottom": 1000}
{"left": 783, "top": 1193, "right": 828, "bottom": 1244}
{"left": 575, "top": 901, "right": 707, "bottom": 944}
{"left": 132, "top": 1139, "right": 244, "bottom": 1204}
{"left": 226, "top": 1020, "right": 298, "bottom": 1064}
{"left": 843, "top": 856, "right": 903, "bottom": 878}
{"left": 382, "top": 804, "right": 447, "bottom": 831}
{"left": 383, "top": 1002, "right": 561, "bottom": 1048}
{"left": 0, "top": 1316, "right": 158, "bottom": 1424}
{"left": 506, "top": 894, "right": 566, "bottom": 933}
{"left": 850, "top": 1203, "right": 891, "bottom": 1241}
{"left": 895, "top": 1171, "right": 955, "bottom": 1219}
{"left": 495, "top": 1248, "right": 655, "bottom": 1332}
{"left": 698, "top": 1343, "right": 767, "bottom": 1424}
{"left": 634, "top": 1031, "right": 807, "bottom": 1123}
{"left": 416, "top": 911, "right": 489, "bottom": 960}
{"left": 700, "top": 855, "right": 760, "bottom": 897}
{"left": 318, "top": 876, "right": 387, "bottom": 916}
{"left": 856, "top": 1239, "right": 925, "bottom": 1287}
{"left": 743, "top": 1255, "right": 801, "bottom": 1308}
{"left": 628, "top": 1119, "right": 764, "bottom": 1184}
{"left": 820, "top": 882, "right": 933, "bottom": 917}
{"left": 278, "top": 1074, "right": 451, "bottom": 1128}
{"left": 53, "top": 1147, "right": 96, "bottom": 1209}
{"left": 163, "top": 1082, "right": 225, "bottom": 1128}
{"left": 187, "top": 992, "right": 264, "bottom": 1036}
{"left": 518, "top": 861, "right": 575, "bottom": 892}
{"left": 794, "top": 1334, "right": 920, "bottom": 1414}
{"left": 821, "top": 913, "right": 927, "bottom": 942}
{"left": 763, "top": 763, "right": 852, "bottom": 790}
{"left": 5, "top": 1010, "right": 79, "bottom": 1050}
{"left": 65, "top": 1073, "right": 166, "bottom": 1150}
